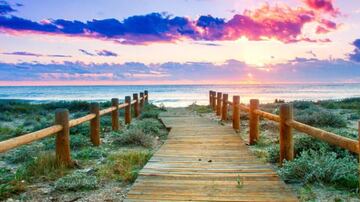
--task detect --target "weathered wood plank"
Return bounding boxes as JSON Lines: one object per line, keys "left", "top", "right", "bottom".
{"left": 125, "top": 108, "right": 298, "bottom": 201}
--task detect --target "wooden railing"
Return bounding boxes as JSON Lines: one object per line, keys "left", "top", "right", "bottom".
{"left": 0, "top": 90, "right": 149, "bottom": 166}
{"left": 209, "top": 90, "right": 360, "bottom": 164}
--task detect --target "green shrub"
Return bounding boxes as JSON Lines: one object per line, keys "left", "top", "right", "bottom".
{"left": 294, "top": 135, "right": 329, "bottom": 154}
{"left": 70, "top": 134, "right": 91, "bottom": 150}
{"left": 97, "top": 150, "right": 151, "bottom": 182}
{"left": 319, "top": 98, "right": 360, "bottom": 110}
{"left": 267, "top": 145, "right": 280, "bottom": 163}
{"left": 43, "top": 100, "right": 90, "bottom": 112}
{"left": 0, "top": 126, "right": 25, "bottom": 140}
{"left": 70, "top": 124, "right": 90, "bottom": 136}
{"left": 131, "top": 118, "right": 163, "bottom": 136}
{"left": 41, "top": 137, "right": 56, "bottom": 150}
{"left": 113, "top": 128, "right": 155, "bottom": 148}
{"left": 54, "top": 171, "right": 98, "bottom": 192}
{"left": 2, "top": 145, "right": 41, "bottom": 164}
{"left": 294, "top": 131, "right": 357, "bottom": 158}
{"left": 22, "top": 119, "right": 38, "bottom": 127}
{"left": 188, "top": 103, "right": 212, "bottom": 114}
{"left": 0, "top": 113, "right": 13, "bottom": 122}
{"left": 74, "top": 147, "right": 107, "bottom": 160}
{"left": 0, "top": 168, "right": 25, "bottom": 200}
{"left": 295, "top": 108, "right": 347, "bottom": 128}
{"left": 292, "top": 101, "right": 315, "bottom": 110}
{"left": 279, "top": 149, "right": 358, "bottom": 190}
{"left": 100, "top": 116, "right": 112, "bottom": 128}
{"left": 140, "top": 104, "right": 162, "bottom": 119}
{"left": 348, "top": 113, "right": 360, "bottom": 120}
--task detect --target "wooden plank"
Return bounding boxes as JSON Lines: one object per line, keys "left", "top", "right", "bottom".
{"left": 125, "top": 108, "right": 298, "bottom": 201}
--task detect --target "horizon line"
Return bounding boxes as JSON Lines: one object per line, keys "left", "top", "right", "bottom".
{"left": 1, "top": 81, "right": 360, "bottom": 87}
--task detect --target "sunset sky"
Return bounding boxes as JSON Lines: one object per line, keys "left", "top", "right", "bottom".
{"left": 0, "top": 0, "right": 360, "bottom": 85}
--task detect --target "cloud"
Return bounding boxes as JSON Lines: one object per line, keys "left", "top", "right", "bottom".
{"left": 2, "top": 51, "right": 42, "bottom": 57}
{"left": 349, "top": 39, "right": 360, "bottom": 62}
{"left": 2, "top": 51, "right": 71, "bottom": 58}
{"left": 46, "top": 54, "right": 72, "bottom": 58}
{"left": 79, "top": 49, "right": 95, "bottom": 56}
{"left": 303, "top": 0, "right": 339, "bottom": 16}
{"left": 1, "top": 58, "right": 360, "bottom": 83}
{"left": 79, "top": 49, "right": 118, "bottom": 57}
{"left": 0, "top": 2, "right": 340, "bottom": 44}
{"left": 0, "top": 1, "right": 16, "bottom": 15}
{"left": 96, "top": 50, "right": 118, "bottom": 57}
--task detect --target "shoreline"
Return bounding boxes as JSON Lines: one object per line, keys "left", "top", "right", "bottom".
{"left": 1, "top": 96, "right": 360, "bottom": 107}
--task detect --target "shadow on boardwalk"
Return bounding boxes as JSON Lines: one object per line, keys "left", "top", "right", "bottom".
{"left": 125, "top": 108, "right": 298, "bottom": 201}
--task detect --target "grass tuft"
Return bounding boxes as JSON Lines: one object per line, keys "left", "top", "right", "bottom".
{"left": 97, "top": 150, "right": 151, "bottom": 183}
{"left": 188, "top": 103, "right": 212, "bottom": 114}
{"left": 16, "top": 153, "right": 69, "bottom": 182}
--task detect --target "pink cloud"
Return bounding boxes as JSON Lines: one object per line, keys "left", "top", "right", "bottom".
{"left": 303, "top": 0, "right": 339, "bottom": 16}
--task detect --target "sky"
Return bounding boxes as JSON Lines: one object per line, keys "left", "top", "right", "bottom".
{"left": 0, "top": 0, "right": 360, "bottom": 85}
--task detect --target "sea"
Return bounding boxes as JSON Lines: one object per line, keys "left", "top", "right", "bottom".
{"left": 0, "top": 83, "right": 360, "bottom": 107}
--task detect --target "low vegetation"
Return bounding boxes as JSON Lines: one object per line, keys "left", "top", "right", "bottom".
{"left": 279, "top": 149, "right": 358, "bottom": 190}
{"left": 113, "top": 128, "right": 156, "bottom": 148}
{"left": 188, "top": 103, "right": 213, "bottom": 114}
{"left": 97, "top": 150, "right": 151, "bottom": 182}
{"left": 0, "top": 100, "right": 167, "bottom": 200}
{"left": 54, "top": 171, "right": 98, "bottom": 192}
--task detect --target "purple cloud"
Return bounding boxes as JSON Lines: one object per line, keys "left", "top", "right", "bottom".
{"left": 78, "top": 49, "right": 95, "bottom": 56}
{"left": 349, "top": 39, "right": 360, "bottom": 62}
{"left": 0, "top": 2, "right": 339, "bottom": 44}
{"left": 2, "top": 51, "right": 42, "bottom": 57}
{"left": 79, "top": 49, "right": 118, "bottom": 57}
{"left": 0, "top": 1, "right": 16, "bottom": 15}
{"left": 46, "top": 54, "right": 72, "bottom": 58}
{"left": 96, "top": 50, "right": 118, "bottom": 57}
{"left": 2, "top": 51, "right": 71, "bottom": 58}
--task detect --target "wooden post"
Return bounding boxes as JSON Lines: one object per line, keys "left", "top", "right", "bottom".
{"left": 209, "top": 91, "right": 213, "bottom": 106}
{"left": 222, "top": 94, "right": 228, "bottom": 121}
{"left": 280, "top": 104, "right": 294, "bottom": 165}
{"left": 111, "top": 98, "right": 119, "bottom": 131}
{"left": 133, "top": 93, "right": 140, "bottom": 117}
{"left": 212, "top": 91, "right": 216, "bottom": 111}
{"left": 140, "top": 92, "right": 144, "bottom": 112}
{"left": 232, "top": 96, "right": 240, "bottom": 131}
{"left": 125, "top": 96, "right": 132, "bottom": 124}
{"left": 249, "top": 99, "right": 259, "bottom": 145}
{"left": 90, "top": 103, "right": 100, "bottom": 146}
{"left": 216, "top": 92, "right": 222, "bottom": 116}
{"left": 144, "top": 90, "right": 149, "bottom": 104}
{"left": 55, "top": 109, "right": 72, "bottom": 166}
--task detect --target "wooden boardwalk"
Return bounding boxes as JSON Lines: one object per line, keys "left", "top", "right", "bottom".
{"left": 125, "top": 109, "right": 298, "bottom": 201}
